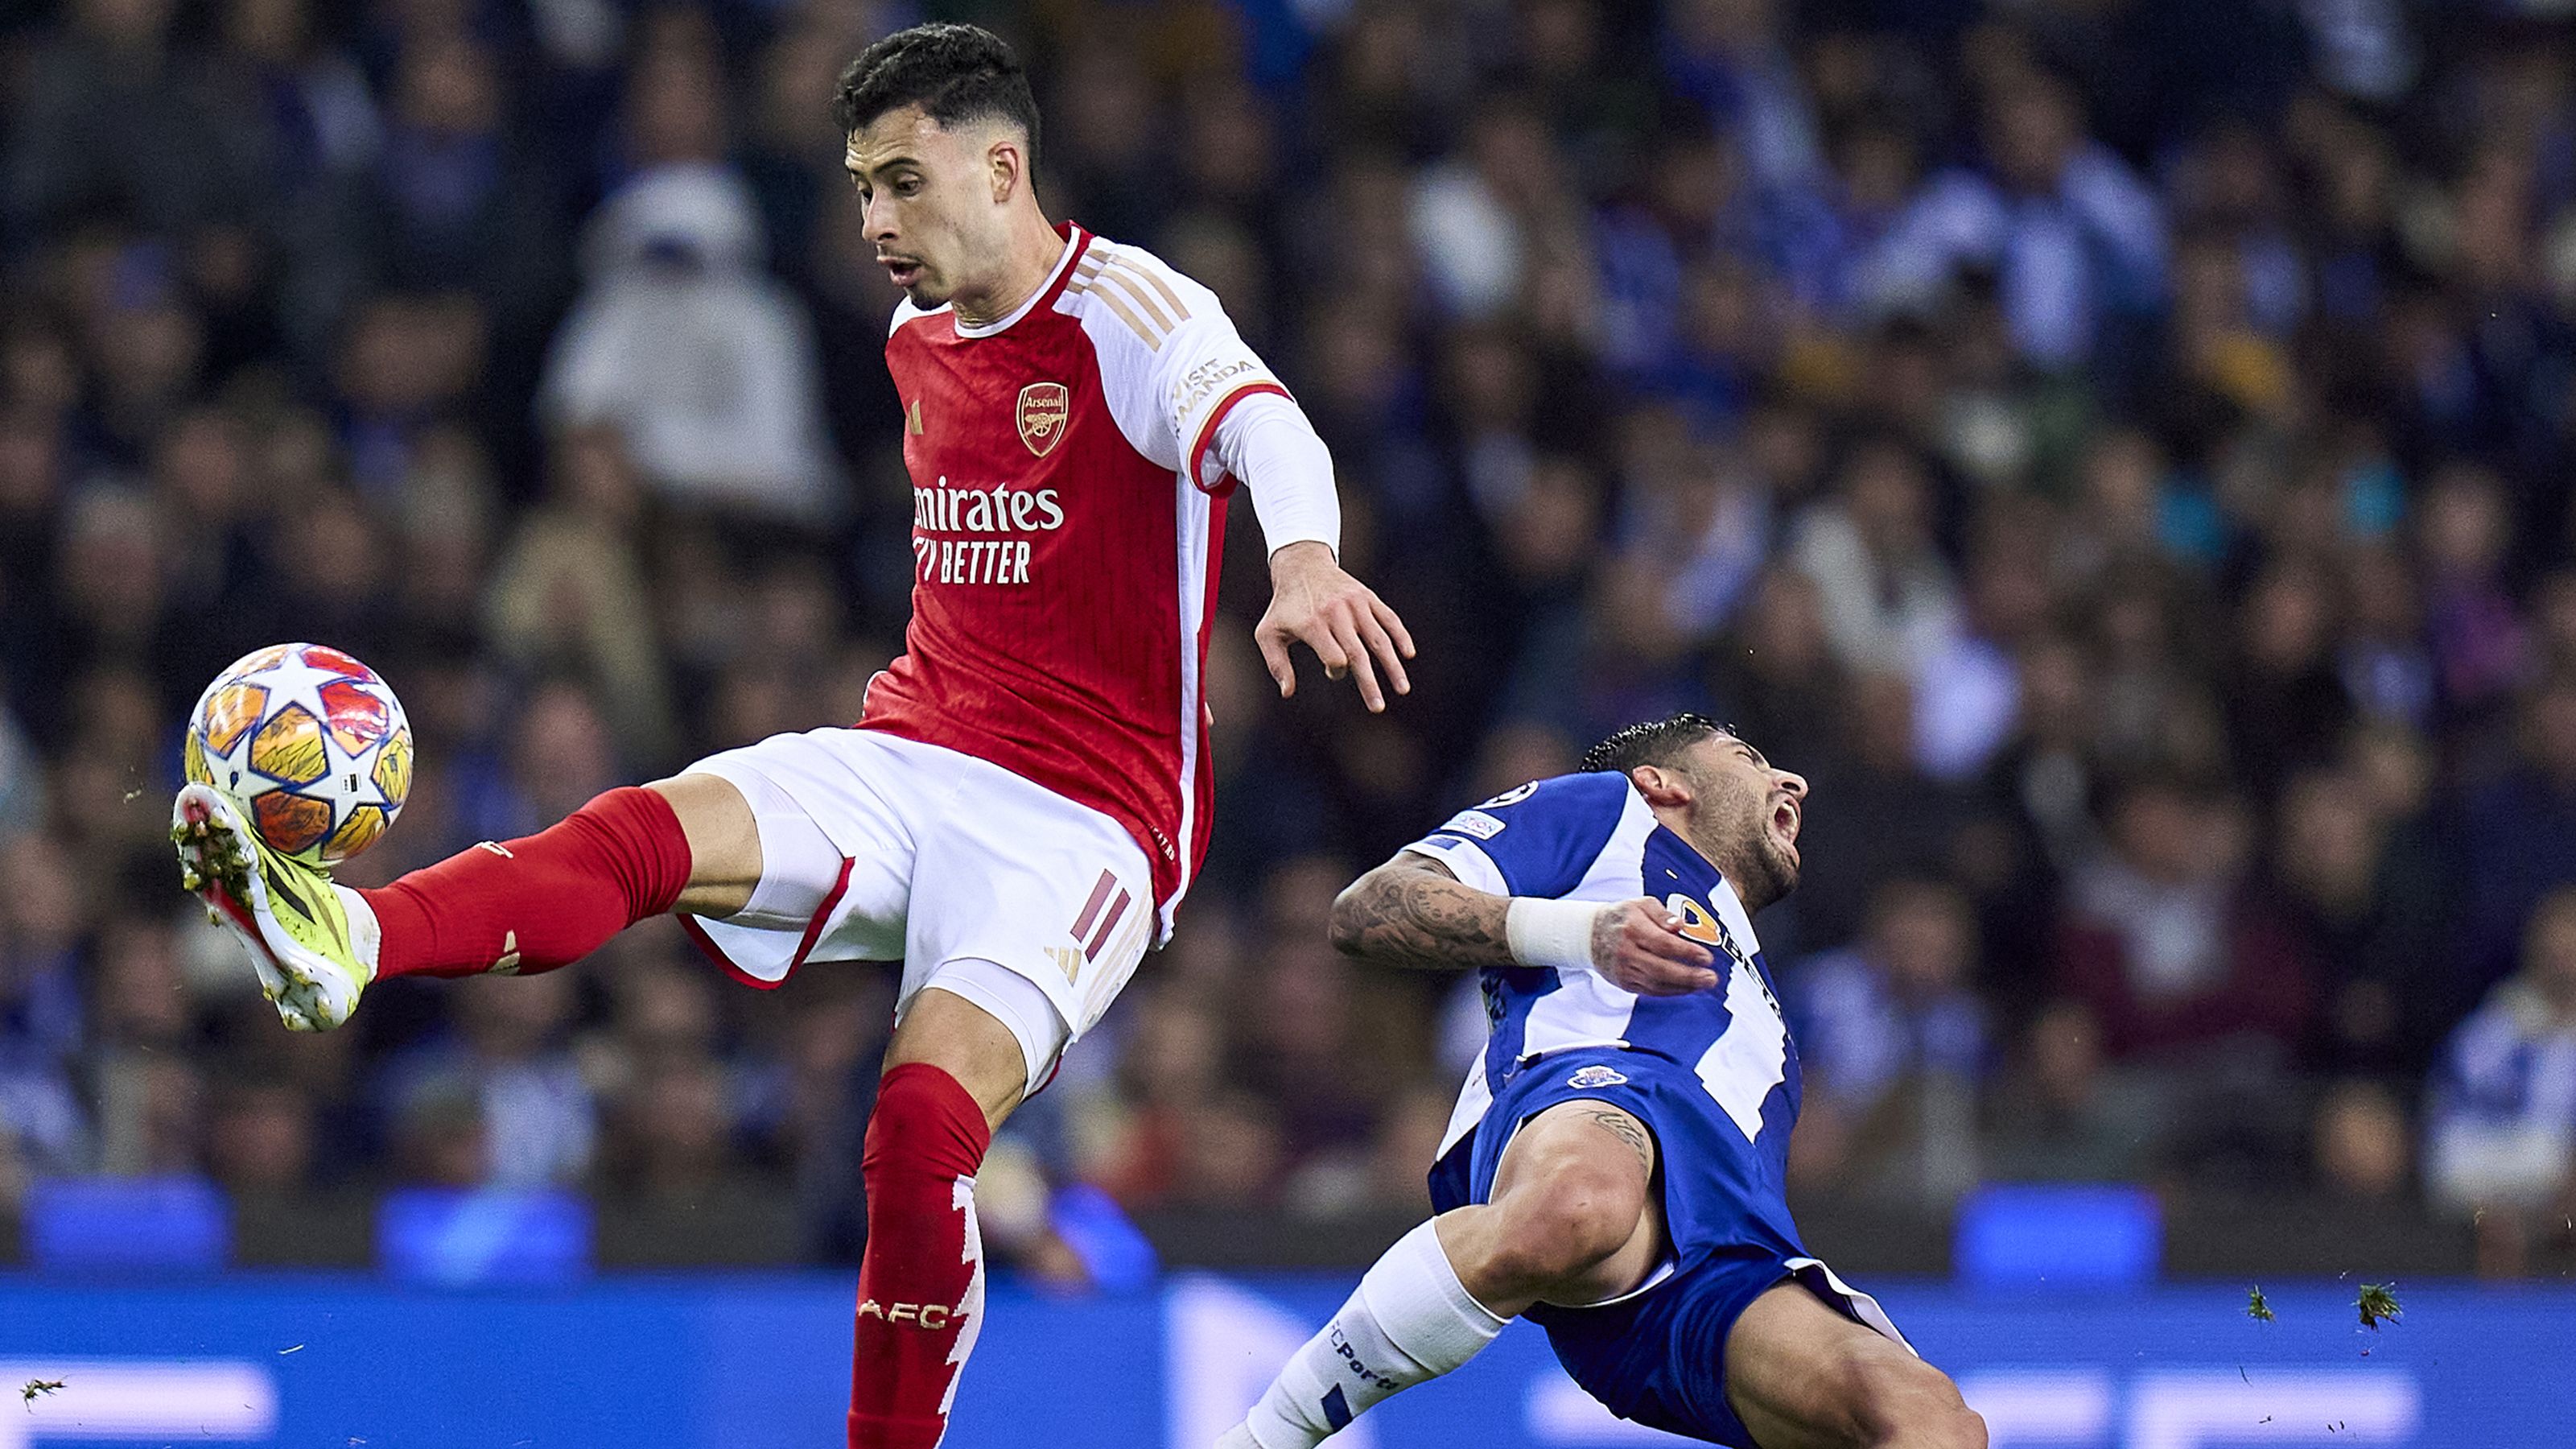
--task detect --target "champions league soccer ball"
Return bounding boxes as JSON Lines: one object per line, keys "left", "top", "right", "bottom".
{"left": 183, "top": 643, "right": 413, "bottom": 867}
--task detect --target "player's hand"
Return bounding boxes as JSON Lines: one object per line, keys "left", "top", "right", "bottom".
{"left": 1589, "top": 899, "right": 1719, "bottom": 996}
{"left": 1256, "top": 541, "right": 1416, "bottom": 712}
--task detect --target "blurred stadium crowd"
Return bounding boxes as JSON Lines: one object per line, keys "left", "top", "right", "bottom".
{"left": 5, "top": 0, "right": 2576, "bottom": 1279}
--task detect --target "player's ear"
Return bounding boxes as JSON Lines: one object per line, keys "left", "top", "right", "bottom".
{"left": 987, "top": 134, "right": 1025, "bottom": 205}
{"left": 1630, "top": 765, "right": 1692, "bottom": 809}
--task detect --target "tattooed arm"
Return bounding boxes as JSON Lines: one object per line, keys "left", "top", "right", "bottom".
{"left": 1325, "top": 852, "right": 1515, "bottom": 968}
{"left": 1326, "top": 852, "right": 1720, "bottom": 994}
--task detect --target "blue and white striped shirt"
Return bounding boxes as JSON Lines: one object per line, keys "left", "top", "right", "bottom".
{"left": 1404, "top": 771, "right": 1801, "bottom": 1164}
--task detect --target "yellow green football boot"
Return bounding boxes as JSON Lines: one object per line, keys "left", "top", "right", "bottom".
{"left": 172, "top": 782, "right": 380, "bottom": 1031}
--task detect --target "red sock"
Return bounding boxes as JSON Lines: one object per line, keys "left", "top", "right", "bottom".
{"left": 848, "top": 1063, "right": 993, "bottom": 1449}
{"left": 363, "top": 786, "right": 694, "bottom": 979}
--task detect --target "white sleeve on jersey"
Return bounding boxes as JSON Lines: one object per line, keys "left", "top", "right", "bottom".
{"left": 1212, "top": 392, "right": 1340, "bottom": 556}
{"left": 1065, "top": 238, "right": 1340, "bottom": 555}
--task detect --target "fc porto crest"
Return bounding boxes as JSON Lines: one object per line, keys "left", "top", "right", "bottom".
{"left": 1016, "top": 382, "right": 1070, "bottom": 457}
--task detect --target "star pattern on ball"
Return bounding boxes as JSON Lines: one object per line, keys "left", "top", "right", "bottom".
{"left": 253, "top": 649, "right": 367, "bottom": 727}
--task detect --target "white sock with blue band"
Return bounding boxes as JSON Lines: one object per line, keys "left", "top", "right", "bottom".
{"left": 1219, "top": 1219, "right": 1508, "bottom": 1448}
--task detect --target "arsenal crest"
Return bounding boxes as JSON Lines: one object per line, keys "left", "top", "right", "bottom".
{"left": 1017, "top": 382, "right": 1070, "bottom": 457}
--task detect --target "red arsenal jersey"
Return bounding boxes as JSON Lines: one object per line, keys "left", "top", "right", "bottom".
{"left": 859, "top": 224, "right": 1287, "bottom": 934}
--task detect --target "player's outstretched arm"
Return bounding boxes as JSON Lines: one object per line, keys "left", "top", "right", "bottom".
{"left": 1329, "top": 853, "right": 1721, "bottom": 994}
{"left": 1256, "top": 541, "right": 1416, "bottom": 712}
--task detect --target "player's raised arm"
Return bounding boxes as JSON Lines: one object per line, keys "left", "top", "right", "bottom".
{"left": 1140, "top": 279, "right": 1415, "bottom": 712}
{"left": 1329, "top": 852, "right": 1721, "bottom": 995}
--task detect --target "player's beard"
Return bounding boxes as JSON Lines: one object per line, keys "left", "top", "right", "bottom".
{"left": 1739, "top": 809, "right": 1800, "bottom": 912}
{"left": 1691, "top": 774, "right": 1799, "bottom": 914}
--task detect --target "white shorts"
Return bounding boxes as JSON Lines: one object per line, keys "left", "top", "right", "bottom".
{"left": 677, "top": 729, "right": 1156, "bottom": 1095}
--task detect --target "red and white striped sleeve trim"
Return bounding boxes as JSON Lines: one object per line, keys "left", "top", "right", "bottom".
{"left": 1185, "top": 379, "right": 1294, "bottom": 494}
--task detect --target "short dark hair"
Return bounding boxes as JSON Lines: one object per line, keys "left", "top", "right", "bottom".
{"left": 833, "top": 23, "right": 1040, "bottom": 167}
{"left": 1579, "top": 712, "right": 1731, "bottom": 777}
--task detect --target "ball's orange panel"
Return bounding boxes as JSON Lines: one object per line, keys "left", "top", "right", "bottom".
{"left": 372, "top": 727, "right": 414, "bottom": 805}
{"left": 324, "top": 803, "right": 386, "bottom": 863}
{"left": 201, "top": 682, "right": 268, "bottom": 755}
{"left": 249, "top": 704, "right": 328, "bottom": 786}
{"left": 253, "top": 791, "right": 332, "bottom": 857}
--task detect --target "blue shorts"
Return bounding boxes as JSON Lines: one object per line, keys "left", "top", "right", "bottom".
{"left": 1429, "top": 1046, "right": 1908, "bottom": 1446}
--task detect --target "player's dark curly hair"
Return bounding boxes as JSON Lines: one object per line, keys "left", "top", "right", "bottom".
{"left": 833, "top": 23, "right": 1041, "bottom": 165}
{"left": 1579, "top": 712, "right": 1733, "bottom": 777}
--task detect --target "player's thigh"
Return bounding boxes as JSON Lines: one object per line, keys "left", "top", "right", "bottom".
{"left": 1724, "top": 1282, "right": 1983, "bottom": 1449}
{"left": 1477, "top": 1099, "right": 1664, "bottom": 1303}
{"left": 659, "top": 729, "right": 921, "bottom": 939}
{"left": 901, "top": 743, "right": 1156, "bottom": 1046}
{"left": 648, "top": 773, "right": 763, "bottom": 917}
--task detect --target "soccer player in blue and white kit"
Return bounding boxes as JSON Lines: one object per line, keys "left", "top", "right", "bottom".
{"left": 1220, "top": 715, "right": 1987, "bottom": 1448}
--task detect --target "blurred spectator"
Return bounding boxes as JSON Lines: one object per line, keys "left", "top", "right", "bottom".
{"left": 2426, "top": 885, "right": 2576, "bottom": 1276}
{"left": 2225, "top": 557, "right": 2351, "bottom": 791}
{"left": 1857, "top": 60, "right": 2165, "bottom": 369}
{"left": 386, "top": 970, "right": 595, "bottom": 1188}
{"left": 1660, "top": 0, "right": 1821, "bottom": 194}
{"left": 2053, "top": 774, "right": 2313, "bottom": 1061}
{"left": 2313, "top": 1078, "right": 2411, "bottom": 1203}
{"left": 221, "top": 0, "right": 384, "bottom": 195}
{"left": 1788, "top": 438, "right": 1960, "bottom": 678}
{"left": 1778, "top": 669, "right": 1971, "bottom": 954}
{"left": 0, "top": 836, "right": 88, "bottom": 1179}
{"left": 598, "top": 1057, "right": 753, "bottom": 1202}
{"left": 389, "top": 1071, "right": 488, "bottom": 1188}
{"left": 2417, "top": 462, "right": 2529, "bottom": 716}
{"left": 1705, "top": 567, "right": 1846, "bottom": 766}
{"left": 540, "top": 158, "right": 841, "bottom": 522}
{"left": 90, "top": 916, "right": 192, "bottom": 1052}
{"left": 1047, "top": 40, "right": 1174, "bottom": 247}
{"left": 331, "top": 291, "right": 488, "bottom": 495}
{"left": 1088, "top": 986, "right": 1215, "bottom": 1208}
{"left": 2269, "top": 765, "right": 2450, "bottom": 1075}
{"left": 1906, "top": 500, "right": 2043, "bottom": 784}
{"left": 205, "top": 1073, "right": 319, "bottom": 1196}
{"left": 2461, "top": 679, "right": 2576, "bottom": 997}
{"left": 1786, "top": 877, "right": 1988, "bottom": 1204}
{"left": 319, "top": 32, "right": 567, "bottom": 356}
{"left": 1983, "top": 1000, "right": 2165, "bottom": 1183}
{"left": 1410, "top": 97, "right": 1587, "bottom": 321}
{"left": 482, "top": 424, "right": 676, "bottom": 767}
{"left": 1170, "top": 1089, "right": 1288, "bottom": 1212}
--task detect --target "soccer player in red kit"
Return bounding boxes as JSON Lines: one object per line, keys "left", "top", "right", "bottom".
{"left": 171, "top": 23, "right": 1412, "bottom": 1447}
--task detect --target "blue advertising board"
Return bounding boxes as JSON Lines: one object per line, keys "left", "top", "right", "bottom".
{"left": 2, "top": 1274, "right": 2569, "bottom": 1447}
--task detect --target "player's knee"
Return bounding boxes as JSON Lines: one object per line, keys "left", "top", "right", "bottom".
{"left": 1486, "top": 1163, "right": 1646, "bottom": 1286}
{"left": 862, "top": 1063, "right": 993, "bottom": 1183}
{"left": 1848, "top": 1352, "right": 1984, "bottom": 1449}
{"left": 1892, "top": 1401, "right": 1987, "bottom": 1449}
